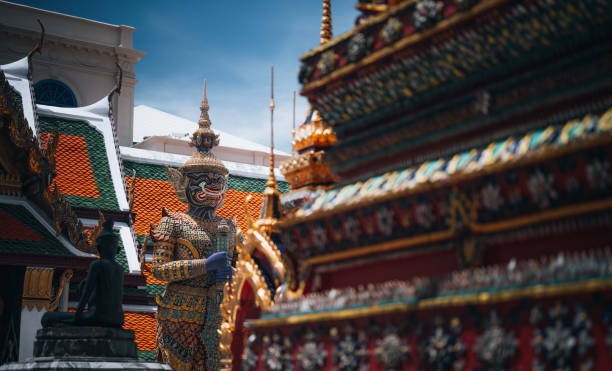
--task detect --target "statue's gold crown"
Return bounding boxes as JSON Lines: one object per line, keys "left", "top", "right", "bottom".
{"left": 180, "top": 81, "right": 228, "bottom": 176}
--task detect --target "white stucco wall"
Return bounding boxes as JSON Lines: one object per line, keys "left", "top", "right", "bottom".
{"left": 0, "top": 0, "right": 145, "bottom": 146}
{"left": 18, "top": 308, "right": 45, "bottom": 361}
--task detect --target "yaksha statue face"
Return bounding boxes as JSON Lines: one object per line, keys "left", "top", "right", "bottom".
{"left": 185, "top": 171, "right": 227, "bottom": 209}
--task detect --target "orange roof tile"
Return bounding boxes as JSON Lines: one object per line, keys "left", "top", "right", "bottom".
{"left": 123, "top": 312, "right": 157, "bottom": 351}
{"left": 130, "top": 178, "right": 264, "bottom": 236}
{"left": 143, "top": 262, "right": 166, "bottom": 285}
{"left": 217, "top": 189, "right": 264, "bottom": 233}
{"left": 131, "top": 178, "right": 187, "bottom": 236}
{"left": 43, "top": 133, "right": 100, "bottom": 199}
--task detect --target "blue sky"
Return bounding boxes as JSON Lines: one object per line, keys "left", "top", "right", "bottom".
{"left": 13, "top": 1, "right": 359, "bottom": 153}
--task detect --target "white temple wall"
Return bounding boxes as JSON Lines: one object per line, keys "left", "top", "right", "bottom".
{"left": 0, "top": 1, "right": 144, "bottom": 146}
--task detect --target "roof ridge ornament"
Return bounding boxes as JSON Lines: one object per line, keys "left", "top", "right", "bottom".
{"left": 27, "top": 19, "right": 45, "bottom": 59}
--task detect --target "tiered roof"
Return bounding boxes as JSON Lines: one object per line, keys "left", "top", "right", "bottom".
{"left": 33, "top": 99, "right": 141, "bottom": 277}
{"left": 279, "top": 108, "right": 612, "bottom": 270}
{"left": 296, "top": 109, "right": 612, "bottom": 218}
{"left": 298, "top": 0, "right": 612, "bottom": 180}
{"left": 0, "top": 56, "right": 96, "bottom": 266}
{"left": 277, "top": 0, "right": 612, "bottom": 295}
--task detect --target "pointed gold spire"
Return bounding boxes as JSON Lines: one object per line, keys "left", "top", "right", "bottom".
{"left": 280, "top": 1, "right": 338, "bottom": 192}
{"left": 291, "top": 91, "right": 296, "bottom": 158}
{"left": 320, "top": 0, "right": 332, "bottom": 45}
{"left": 258, "top": 66, "right": 282, "bottom": 233}
{"left": 181, "top": 80, "right": 226, "bottom": 175}
{"left": 198, "top": 79, "right": 211, "bottom": 129}
{"left": 188, "top": 79, "right": 220, "bottom": 154}
{"left": 267, "top": 66, "right": 277, "bottom": 189}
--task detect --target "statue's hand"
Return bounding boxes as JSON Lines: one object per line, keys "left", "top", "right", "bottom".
{"left": 215, "top": 265, "right": 233, "bottom": 282}
{"left": 206, "top": 251, "right": 233, "bottom": 282}
{"left": 206, "top": 251, "right": 230, "bottom": 271}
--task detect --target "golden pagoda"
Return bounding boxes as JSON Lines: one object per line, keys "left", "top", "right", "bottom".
{"left": 280, "top": 0, "right": 337, "bottom": 191}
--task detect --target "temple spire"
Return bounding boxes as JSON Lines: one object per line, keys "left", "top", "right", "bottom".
{"left": 320, "top": 0, "right": 332, "bottom": 45}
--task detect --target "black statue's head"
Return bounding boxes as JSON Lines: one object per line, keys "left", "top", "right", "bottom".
{"left": 96, "top": 219, "right": 119, "bottom": 259}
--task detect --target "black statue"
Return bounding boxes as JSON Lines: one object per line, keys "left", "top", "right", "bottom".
{"left": 41, "top": 219, "right": 124, "bottom": 328}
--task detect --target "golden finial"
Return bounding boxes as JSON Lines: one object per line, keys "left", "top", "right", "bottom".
{"left": 267, "top": 66, "right": 276, "bottom": 188}
{"left": 257, "top": 66, "right": 282, "bottom": 233}
{"left": 291, "top": 90, "right": 296, "bottom": 157}
{"left": 199, "top": 79, "right": 211, "bottom": 129}
{"left": 320, "top": 0, "right": 332, "bottom": 45}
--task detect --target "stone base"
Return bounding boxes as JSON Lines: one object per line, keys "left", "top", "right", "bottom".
{"left": 33, "top": 327, "right": 137, "bottom": 358}
{"left": 0, "top": 357, "right": 171, "bottom": 370}
{"left": 0, "top": 326, "right": 171, "bottom": 370}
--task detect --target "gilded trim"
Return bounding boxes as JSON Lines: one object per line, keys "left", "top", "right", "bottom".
{"left": 294, "top": 197, "right": 612, "bottom": 268}
{"left": 177, "top": 238, "right": 200, "bottom": 259}
{"left": 303, "top": 229, "right": 454, "bottom": 266}
{"left": 279, "top": 133, "right": 612, "bottom": 227}
{"left": 300, "top": 0, "right": 507, "bottom": 93}
{"left": 250, "top": 278, "right": 612, "bottom": 327}
{"left": 472, "top": 198, "right": 612, "bottom": 234}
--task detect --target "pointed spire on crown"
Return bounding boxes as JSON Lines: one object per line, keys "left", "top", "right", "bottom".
{"left": 181, "top": 80, "right": 227, "bottom": 175}
{"left": 189, "top": 79, "right": 220, "bottom": 154}
{"left": 198, "top": 80, "right": 211, "bottom": 129}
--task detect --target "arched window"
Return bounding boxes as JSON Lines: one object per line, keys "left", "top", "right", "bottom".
{"left": 34, "top": 79, "right": 77, "bottom": 107}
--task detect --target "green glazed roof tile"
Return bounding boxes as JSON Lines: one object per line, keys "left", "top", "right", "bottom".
{"left": 40, "top": 116, "right": 120, "bottom": 211}
{"left": 0, "top": 203, "right": 73, "bottom": 256}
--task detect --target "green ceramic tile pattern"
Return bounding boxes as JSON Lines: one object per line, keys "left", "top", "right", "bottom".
{"left": 124, "top": 162, "right": 169, "bottom": 181}
{"left": 0, "top": 203, "right": 72, "bottom": 256}
{"left": 114, "top": 234, "right": 129, "bottom": 273}
{"left": 10, "top": 87, "right": 22, "bottom": 110}
{"left": 228, "top": 174, "right": 289, "bottom": 193}
{"left": 39, "top": 116, "right": 120, "bottom": 211}
{"left": 138, "top": 350, "right": 156, "bottom": 361}
{"left": 123, "top": 161, "right": 289, "bottom": 193}
{"left": 146, "top": 283, "right": 165, "bottom": 296}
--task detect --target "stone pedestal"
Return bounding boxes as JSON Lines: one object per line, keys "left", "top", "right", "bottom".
{"left": 0, "top": 327, "right": 170, "bottom": 371}
{"left": 34, "top": 327, "right": 138, "bottom": 358}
